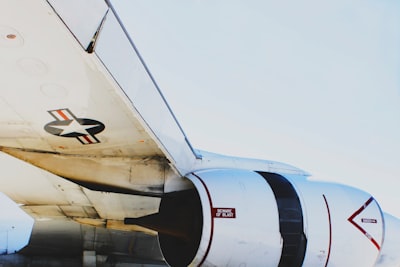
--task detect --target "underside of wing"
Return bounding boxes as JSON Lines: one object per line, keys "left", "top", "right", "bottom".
{"left": 0, "top": 0, "right": 198, "bottom": 196}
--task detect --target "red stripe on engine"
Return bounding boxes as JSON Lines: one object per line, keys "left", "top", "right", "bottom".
{"left": 348, "top": 197, "right": 374, "bottom": 221}
{"left": 347, "top": 197, "right": 381, "bottom": 251}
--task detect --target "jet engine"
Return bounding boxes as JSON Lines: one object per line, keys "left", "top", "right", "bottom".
{"left": 126, "top": 169, "right": 393, "bottom": 267}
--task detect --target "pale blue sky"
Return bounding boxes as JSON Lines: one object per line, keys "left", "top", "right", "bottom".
{"left": 113, "top": 0, "right": 400, "bottom": 217}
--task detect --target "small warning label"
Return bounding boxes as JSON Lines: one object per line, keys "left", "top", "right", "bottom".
{"left": 212, "top": 208, "right": 236, "bottom": 218}
{"left": 361, "top": 218, "right": 378, "bottom": 224}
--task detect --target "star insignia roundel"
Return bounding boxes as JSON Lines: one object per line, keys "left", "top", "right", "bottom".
{"left": 44, "top": 108, "right": 105, "bottom": 145}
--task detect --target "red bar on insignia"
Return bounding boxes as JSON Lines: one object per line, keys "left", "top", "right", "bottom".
{"left": 212, "top": 208, "right": 236, "bottom": 218}
{"left": 78, "top": 135, "right": 99, "bottom": 145}
{"left": 51, "top": 109, "right": 72, "bottom": 121}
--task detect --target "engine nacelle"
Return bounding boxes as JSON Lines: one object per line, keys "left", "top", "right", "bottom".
{"left": 286, "top": 174, "right": 385, "bottom": 266}
{"left": 185, "top": 170, "right": 284, "bottom": 267}
{"left": 129, "top": 169, "right": 393, "bottom": 267}
{"left": 0, "top": 193, "right": 34, "bottom": 254}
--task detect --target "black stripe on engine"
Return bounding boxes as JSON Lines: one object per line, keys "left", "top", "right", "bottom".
{"left": 257, "top": 172, "right": 307, "bottom": 267}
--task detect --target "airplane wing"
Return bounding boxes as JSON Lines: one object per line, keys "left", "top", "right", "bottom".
{"left": 0, "top": 0, "right": 200, "bottom": 264}
{"left": 1, "top": 1, "right": 400, "bottom": 267}
{"left": 0, "top": 0, "right": 200, "bottom": 197}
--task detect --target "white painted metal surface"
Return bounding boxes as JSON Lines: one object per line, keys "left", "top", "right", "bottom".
{"left": 186, "top": 169, "right": 282, "bottom": 267}
{"left": 0, "top": 152, "right": 160, "bottom": 230}
{"left": 193, "top": 150, "right": 309, "bottom": 176}
{"left": 0, "top": 0, "right": 198, "bottom": 194}
{"left": 286, "top": 174, "right": 384, "bottom": 267}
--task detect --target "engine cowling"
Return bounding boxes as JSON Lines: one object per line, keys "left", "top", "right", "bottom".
{"left": 128, "top": 169, "right": 392, "bottom": 267}
{"left": 285, "top": 173, "right": 385, "bottom": 266}
{"left": 184, "top": 170, "right": 284, "bottom": 267}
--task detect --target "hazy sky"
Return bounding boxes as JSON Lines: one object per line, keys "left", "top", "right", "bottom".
{"left": 112, "top": 0, "right": 400, "bottom": 218}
